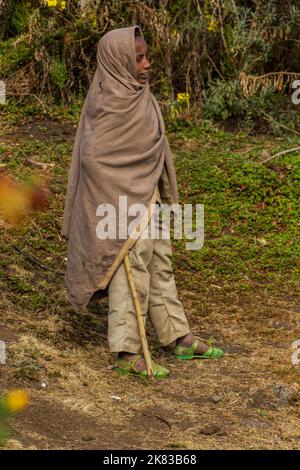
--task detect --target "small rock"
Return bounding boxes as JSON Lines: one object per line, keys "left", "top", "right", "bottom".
{"left": 211, "top": 394, "right": 222, "bottom": 403}
{"left": 41, "top": 382, "right": 47, "bottom": 389}
{"left": 199, "top": 424, "right": 221, "bottom": 435}
{"left": 273, "top": 384, "right": 295, "bottom": 404}
{"left": 111, "top": 395, "right": 121, "bottom": 401}
{"left": 82, "top": 435, "right": 95, "bottom": 442}
{"left": 261, "top": 150, "right": 271, "bottom": 160}
{"left": 245, "top": 418, "right": 270, "bottom": 430}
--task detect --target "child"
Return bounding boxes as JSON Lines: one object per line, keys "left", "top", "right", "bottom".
{"left": 61, "top": 25, "right": 224, "bottom": 379}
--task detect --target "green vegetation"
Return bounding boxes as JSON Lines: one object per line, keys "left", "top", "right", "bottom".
{"left": 172, "top": 124, "right": 300, "bottom": 292}
{"left": 0, "top": 107, "right": 299, "bottom": 316}
{"left": 0, "top": 1, "right": 300, "bottom": 131}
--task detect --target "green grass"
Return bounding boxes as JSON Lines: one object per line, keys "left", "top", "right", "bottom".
{"left": 0, "top": 106, "right": 299, "bottom": 313}
{"left": 170, "top": 124, "right": 300, "bottom": 293}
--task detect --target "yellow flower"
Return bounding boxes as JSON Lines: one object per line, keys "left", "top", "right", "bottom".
{"left": 45, "top": 0, "right": 66, "bottom": 9}
{"left": 207, "top": 18, "right": 217, "bottom": 33}
{"left": 177, "top": 92, "right": 190, "bottom": 103}
{"left": 2, "top": 390, "right": 29, "bottom": 413}
{"left": 170, "top": 28, "right": 179, "bottom": 41}
{"left": 88, "top": 13, "right": 97, "bottom": 28}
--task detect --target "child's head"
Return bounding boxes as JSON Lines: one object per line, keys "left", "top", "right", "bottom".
{"left": 134, "top": 27, "right": 150, "bottom": 85}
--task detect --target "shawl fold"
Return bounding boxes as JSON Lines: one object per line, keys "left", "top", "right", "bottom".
{"left": 61, "top": 26, "right": 179, "bottom": 309}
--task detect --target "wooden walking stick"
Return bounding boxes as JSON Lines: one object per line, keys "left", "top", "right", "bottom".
{"left": 124, "top": 253, "right": 154, "bottom": 379}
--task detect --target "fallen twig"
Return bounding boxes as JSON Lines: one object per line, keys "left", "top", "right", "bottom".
{"left": 56, "top": 154, "right": 67, "bottom": 168}
{"left": 14, "top": 245, "right": 64, "bottom": 275}
{"left": 141, "top": 412, "right": 172, "bottom": 429}
{"left": 23, "top": 159, "right": 54, "bottom": 169}
{"left": 261, "top": 111, "right": 300, "bottom": 136}
{"left": 261, "top": 146, "right": 300, "bottom": 164}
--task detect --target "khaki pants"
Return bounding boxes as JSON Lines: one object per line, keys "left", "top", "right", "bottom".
{"left": 108, "top": 201, "right": 190, "bottom": 354}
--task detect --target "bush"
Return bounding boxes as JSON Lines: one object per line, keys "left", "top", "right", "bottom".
{"left": 0, "top": 0, "right": 299, "bottom": 131}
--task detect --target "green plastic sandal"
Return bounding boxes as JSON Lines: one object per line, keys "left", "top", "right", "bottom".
{"left": 174, "top": 336, "right": 224, "bottom": 360}
{"left": 112, "top": 354, "right": 170, "bottom": 379}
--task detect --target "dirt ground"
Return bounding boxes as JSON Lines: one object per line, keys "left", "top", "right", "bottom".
{"left": 0, "top": 113, "right": 299, "bottom": 450}
{"left": 1, "top": 292, "right": 299, "bottom": 450}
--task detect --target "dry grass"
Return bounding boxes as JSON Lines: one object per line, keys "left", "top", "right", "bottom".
{"left": 0, "top": 112, "right": 299, "bottom": 449}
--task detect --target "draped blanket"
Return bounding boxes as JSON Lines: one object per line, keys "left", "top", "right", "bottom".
{"left": 61, "top": 26, "right": 179, "bottom": 309}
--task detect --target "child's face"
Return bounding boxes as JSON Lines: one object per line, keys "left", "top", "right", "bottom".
{"left": 135, "top": 36, "right": 150, "bottom": 85}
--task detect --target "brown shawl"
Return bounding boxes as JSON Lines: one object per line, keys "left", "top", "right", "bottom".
{"left": 61, "top": 25, "right": 179, "bottom": 310}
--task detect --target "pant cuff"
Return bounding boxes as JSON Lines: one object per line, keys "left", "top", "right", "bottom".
{"left": 159, "top": 326, "right": 191, "bottom": 347}
{"left": 109, "top": 342, "right": 141, "bottom": 355}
